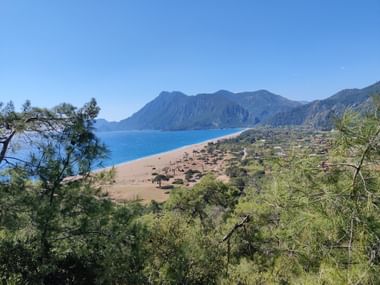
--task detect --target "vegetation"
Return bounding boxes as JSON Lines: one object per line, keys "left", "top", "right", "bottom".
{"left": 152, "top": 174, "right": 169, "bottom": 188}
{"left": 2, "top": 97, "right": 380, "bottom": 284}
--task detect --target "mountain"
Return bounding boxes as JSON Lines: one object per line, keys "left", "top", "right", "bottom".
{"left": 96, "top": 90, "right": 301, "bottom": 131}
{"left": 265, "top": 81, "right": 380, "bottom": 129}
{"left": 215, "top": 89, "right": 301, "bottom": 123}
{"left": 115, "top": 91, "right": 250, "bottom": 130}
{"left": 94, "top": 119, "right": 119, "bottom": 132}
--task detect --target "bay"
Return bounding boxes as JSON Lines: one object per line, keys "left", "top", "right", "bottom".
{"left": 97, "top": 128, "right": 242, "bottom": 168}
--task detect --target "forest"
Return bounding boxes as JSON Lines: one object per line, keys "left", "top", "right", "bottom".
{"left": 1, "top": 98, "right": 380, "bottom": 284}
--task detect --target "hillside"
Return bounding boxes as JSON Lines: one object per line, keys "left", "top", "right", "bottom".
{"left": 96, "top": 90, "right": 301, "bottom": 131}
{"left": 216, "top": 89, "right": 301, "bottom": 123}
{"left": 265, "top": 81, "right": 380, "bottom": 129}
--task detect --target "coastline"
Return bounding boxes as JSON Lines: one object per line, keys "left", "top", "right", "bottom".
{"left": 101, "top": 128, "right": 247, "bottom": 203}
{"left": 98, "top": 128, "right": 247, "bottom": 170}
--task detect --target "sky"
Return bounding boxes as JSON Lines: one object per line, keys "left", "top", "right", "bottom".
{"left": 0, "top": 0, "right": 379, "bottom": 121}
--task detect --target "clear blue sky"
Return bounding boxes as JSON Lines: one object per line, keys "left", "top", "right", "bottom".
{"left": 1, "top": 0, "right": 379, "bottom": 120}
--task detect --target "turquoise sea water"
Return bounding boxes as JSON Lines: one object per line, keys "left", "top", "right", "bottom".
{"left": 97, "top": 129, "right": 242, "bottom": 168}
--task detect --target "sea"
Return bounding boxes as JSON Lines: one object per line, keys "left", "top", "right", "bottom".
{"left": 5, "top": 129, "right": 242, "bottom": 170}
{"left": 97, "top": 128, "right": 242, "bottom": 168}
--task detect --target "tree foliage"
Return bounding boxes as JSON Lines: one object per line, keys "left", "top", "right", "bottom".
{"left": 0, "top": 100, "right": 148, "bottom": 284}
{"left": 2, "top": 98, "right": 380, "bottom": 284}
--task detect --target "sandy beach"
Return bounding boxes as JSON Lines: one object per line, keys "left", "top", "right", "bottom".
{"left": 102, "top": 129, "right": 245, "bottom": 203}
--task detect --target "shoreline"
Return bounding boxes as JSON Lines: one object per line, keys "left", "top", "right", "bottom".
{"left": 98, "top": 128, "right": 247, "bottom": 171}
{"left": 101, "top": 128, "right": 247, "bottom": 203}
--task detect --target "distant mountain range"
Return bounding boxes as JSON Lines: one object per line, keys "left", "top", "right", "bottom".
{"left": 265, "top": 81, "right": 380, "bottom": 129}
{"left": 96, "top": 81, "right": 380, "bottom": 131}
{"left": 96, "top": 90, "right": 301, "bottom": 131}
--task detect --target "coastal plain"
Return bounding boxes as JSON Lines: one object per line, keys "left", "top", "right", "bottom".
{"left": 103, "top": 131, "right": 244, "bottom": 203}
